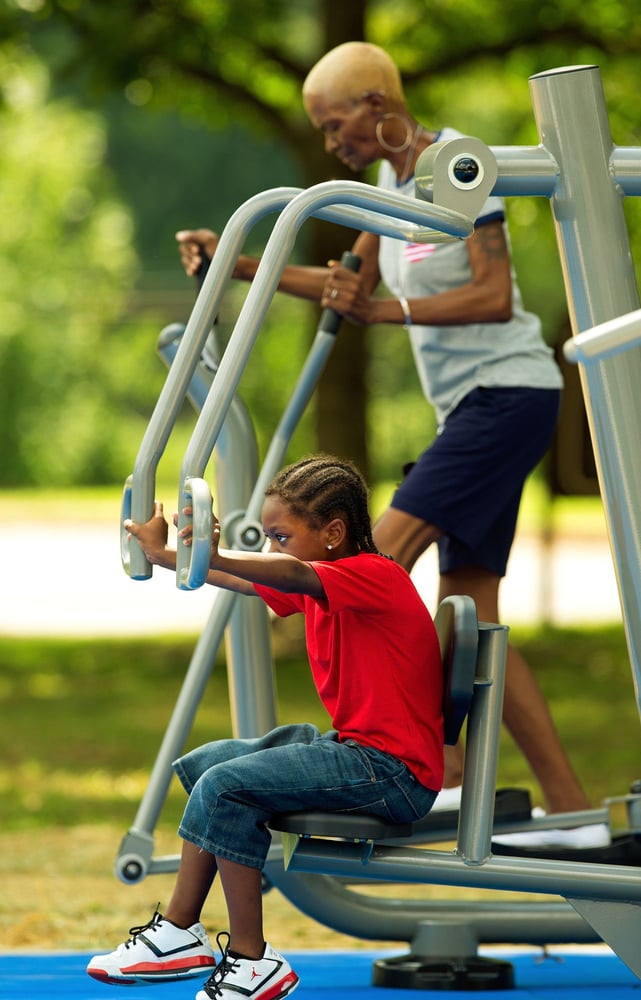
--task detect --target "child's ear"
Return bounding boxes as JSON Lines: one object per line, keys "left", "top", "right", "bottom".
{"left": 325, "top": 517, "right": 346, "bottom": 549}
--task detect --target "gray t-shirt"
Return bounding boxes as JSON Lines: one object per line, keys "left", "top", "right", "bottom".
{"left": 377, "top": 127, "right": 562, "bottom": 425}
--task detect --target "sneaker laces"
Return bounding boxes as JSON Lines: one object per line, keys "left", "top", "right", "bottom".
{"left": 201, "top": 932, "right": 239, "bottom": 998}
{"left": 124, "top": 903, "right": 163, "bottom": 950}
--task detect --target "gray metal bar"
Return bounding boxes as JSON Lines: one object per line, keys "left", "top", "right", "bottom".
{"left": 563, "top": 313, "right": 641, "bottom": 713}
{"left": 115, "top": 585, "right": 236, "bottom": 882}
{"left": 490, "top": 144, "right": 641, "bottom": 199}
{"left": 564, "top": 308, "right": 641, "bottom": 365}
{"left": 529, "top": 64, "right": 640, "bottom": 334}
{"left": 262, "top": 859, "right": 596, "bottom": 946}
{"left": 285, "top": 839, "right": 641, "bottom": 905}
{"left": 610, "top": 147, "right": 641, "bottom": 196}
{"left": 115, "top": 325, "right": 278, "bottom": 882}
{"left": 125, "top": 186, "right": 462, "bottom": 580}
{"left": 234, "top": 330, "right": 338, "bottom": 533}
{"left": 179, "top": 181, "right": 472, "bottom": 480}
{"left": 175, "top": 180, "right": 474, "bottom": 585}
{"left": 529, "top": 64, "right": 641, "bottom": 723}
{"left": 489, "top": 145, "right": 558, "bottom": 197}
{"left": 157, "top": 325, "right": 278, "bottom": 737}
{"left": 125, "top": 187, "right": 301, "bottom": 579}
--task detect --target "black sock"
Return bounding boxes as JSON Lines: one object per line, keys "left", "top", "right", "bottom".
{"left": 228, "top": 943, "right": 265, "bottom": 961}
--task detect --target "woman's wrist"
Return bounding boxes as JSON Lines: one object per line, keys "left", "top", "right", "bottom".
{"left": 398, "top": 295, "right": 413, "bottom": 327}
{"left": 369, "top": 298, "right": 415, "bottom": 326}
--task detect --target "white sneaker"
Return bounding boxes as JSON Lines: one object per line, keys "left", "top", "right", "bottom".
{"left": 196, "top": 934, "right": 299, "bottom": 1000}
{"left": 431, "top": 785, "right": 462, "bottom": 812}
{"left": 86, "top": 908, "right": 216, "bottom": 985}
{"left": 493, "top": 821, "right": 611, "bottom": 850}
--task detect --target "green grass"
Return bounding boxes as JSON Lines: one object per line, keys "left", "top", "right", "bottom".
{"left": 1, "top": 624, "right": 639, "bottom": 834}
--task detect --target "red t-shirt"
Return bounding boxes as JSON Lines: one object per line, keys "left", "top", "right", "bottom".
{"left": 254, "top": 552, "right": 444, "bottom": 791}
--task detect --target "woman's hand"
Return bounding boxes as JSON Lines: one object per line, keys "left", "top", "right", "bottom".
{"left": 175, "top": 228, "right": 219, "bottom": 278}
{"left": 320, "top": 261, "right": 375, "bottom": 325}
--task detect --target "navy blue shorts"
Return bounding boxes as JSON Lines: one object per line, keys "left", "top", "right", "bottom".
{"left": 391, "top": 386, "right": 561, "bottom": 577}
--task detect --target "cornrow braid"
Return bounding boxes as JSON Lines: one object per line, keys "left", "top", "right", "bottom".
{"left": 265, "top": 454, "right": 381, "bottom": 555}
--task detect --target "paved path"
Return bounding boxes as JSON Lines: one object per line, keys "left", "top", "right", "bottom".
{"left": 0, "top": 517, "right": 622, "bottom": 638}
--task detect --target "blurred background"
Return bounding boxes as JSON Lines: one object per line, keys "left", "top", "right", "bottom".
{"left": 2, "top": 0, "right": 641, "bottom": 953}
{"left": 1, "top": 0, "right": 640, "bottom": 493}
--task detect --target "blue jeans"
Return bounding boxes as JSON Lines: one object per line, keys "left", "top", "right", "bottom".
{"left": 173, "top": 724, "right": 438, "bottom": 870}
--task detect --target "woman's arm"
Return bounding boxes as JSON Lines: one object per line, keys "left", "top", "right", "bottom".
{"left": 176, "top": 227, "right": 346, "bottom": 303}
{"left": 321, "top": 220, "right": 513, "bottom": 327}
{"left": 175, "top": 227, "right": 383, "bottom": 305}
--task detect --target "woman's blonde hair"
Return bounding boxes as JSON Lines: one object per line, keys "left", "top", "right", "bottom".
{"left": 303, "top": 42, "right": 404, "bottom": 106}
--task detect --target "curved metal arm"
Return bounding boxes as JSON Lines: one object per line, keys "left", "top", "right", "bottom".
{"left": 563, "top": 308, "right": 641, "bottom": 365}
{"left": 177, "top": 178, "right": 475, "bottom": 505}
{"left": 176, "top": 477, "right": 213, "bottom": 591}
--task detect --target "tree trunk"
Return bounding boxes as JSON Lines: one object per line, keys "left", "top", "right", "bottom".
{"left": 305, "top": 0, "right": 370, "bottom": 477}
{"left": 309, "top": 218, "right": 369, "bottom": 477}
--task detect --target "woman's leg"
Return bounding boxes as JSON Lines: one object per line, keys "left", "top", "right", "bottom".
{"left": 438, "top": 566, "right": 592, "bottom": 813}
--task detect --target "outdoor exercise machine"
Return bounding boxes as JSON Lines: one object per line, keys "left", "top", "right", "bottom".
{"left": 117, "top": 65, "right": 641, "bottom": 987}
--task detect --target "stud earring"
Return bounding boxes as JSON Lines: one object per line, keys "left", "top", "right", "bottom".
{"left": 326, "top": 544, "right": 333, "bottom": 550}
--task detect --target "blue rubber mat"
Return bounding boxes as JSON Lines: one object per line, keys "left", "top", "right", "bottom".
{"left": 1, "top": 948, "right": 639, "bottom": 999}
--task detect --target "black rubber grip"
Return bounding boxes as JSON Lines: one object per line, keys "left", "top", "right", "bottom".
{"left": 195, "top": 245, "right": 211, "bottom": 289}
{"left": 317, "top": 250, "right": 362, "bottom": 336}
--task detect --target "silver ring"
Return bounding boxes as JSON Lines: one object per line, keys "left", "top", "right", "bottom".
{"left": 330, "top": 288, "right": 338, "bottom": 300}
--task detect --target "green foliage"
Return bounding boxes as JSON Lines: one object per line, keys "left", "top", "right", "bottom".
{"left": 0, "top": 624, "right": 638, "bottom": 831}
{"left": 0, "top": 633, "right": 327, "bottom": 830}
{"left": 0, "top": 48, "right": 139, "bottom": 485}
{"left": 2, "top": 1, "right": 641, "bottom": 484}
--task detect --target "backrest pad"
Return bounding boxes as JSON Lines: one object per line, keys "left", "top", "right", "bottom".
{"left": 433, "top": 594, "right": 479, "bottom": 746}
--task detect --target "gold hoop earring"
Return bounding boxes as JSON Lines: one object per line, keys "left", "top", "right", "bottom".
{"left": 375, "top": 113, "right": 413, "bottom": 153}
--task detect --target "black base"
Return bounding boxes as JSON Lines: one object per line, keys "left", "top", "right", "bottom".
{"left": 372, "top": 954, "right": 515, "bottom": 991}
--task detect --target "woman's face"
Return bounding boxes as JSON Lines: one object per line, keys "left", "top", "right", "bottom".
{"left": 304, "top": 93, "right": 381, "bottom": 172}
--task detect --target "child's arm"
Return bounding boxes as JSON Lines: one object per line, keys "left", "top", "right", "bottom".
{"left": 206, "top": 522, "right": 325, "bottom": 597}
{"left": 125, "top": 502, "right": 325, "bottom": 598}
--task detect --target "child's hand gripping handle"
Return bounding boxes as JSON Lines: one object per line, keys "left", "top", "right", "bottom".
{"left": 176, "top": 477, "right": 214, "bottom": 591}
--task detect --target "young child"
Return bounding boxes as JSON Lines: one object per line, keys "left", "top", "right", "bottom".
{"left": 87, "top": 455, "right": 444, "bottom": 999}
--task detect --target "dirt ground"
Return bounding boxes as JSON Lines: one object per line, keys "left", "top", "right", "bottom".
{"left": 0, "top": 825, "right": 409, "bottom": 954}
{"left": 1, "top": 825, "right": 547, "bottom": 956}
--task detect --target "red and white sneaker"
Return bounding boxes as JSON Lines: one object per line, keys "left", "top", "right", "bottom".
{"left": 87, "top": 908, "right": 216, "bottom": 985}
{"left": 196, "top": 933, "right": 299, "bottom": 1000}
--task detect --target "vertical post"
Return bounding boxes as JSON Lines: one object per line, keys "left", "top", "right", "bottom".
{"left": 529, "top": 65, "right": 641, "bottom": 718}
{"left": 529, "top": 65, "right": 640, "bottom": 333}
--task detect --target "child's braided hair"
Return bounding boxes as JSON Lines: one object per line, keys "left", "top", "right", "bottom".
{"left": 265, "top": 454, "right": 381, "bottom": 555}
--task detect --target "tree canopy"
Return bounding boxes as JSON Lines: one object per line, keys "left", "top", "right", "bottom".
{"left": 1, "top": 0, "right": 640, "bottom": 485}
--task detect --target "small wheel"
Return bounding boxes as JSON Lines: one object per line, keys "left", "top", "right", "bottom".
{"left": 115, "top": 853, "right": 147, "bottom": 884}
